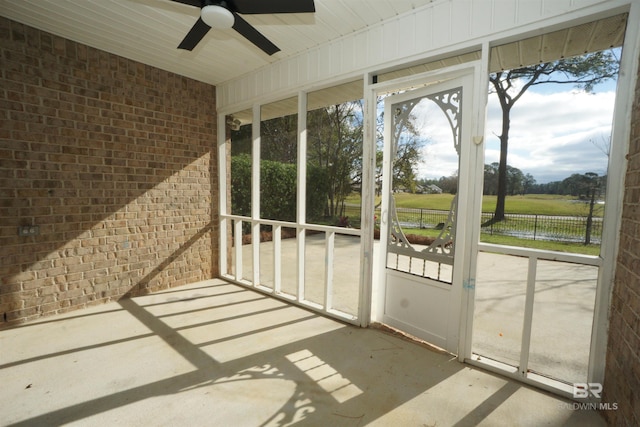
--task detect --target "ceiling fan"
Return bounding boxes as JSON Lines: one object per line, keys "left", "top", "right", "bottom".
{"left": 171, "top": 0, "right": 316, "bottom": 55}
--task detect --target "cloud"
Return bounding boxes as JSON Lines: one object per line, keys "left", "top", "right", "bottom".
{"left": 414, "top": 87, "right": 615, "bottom": 183}
{"left": 418, "top": 139, "right": 459, "bottom": 178}
{"left": 411, "top": 96, "right": 461, "bottom": 179}
{"left": 485, "top": 89, "right": 614, "bottom": 182}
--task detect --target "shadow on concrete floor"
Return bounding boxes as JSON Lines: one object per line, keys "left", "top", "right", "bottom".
{"left": 0, "top": 279, "right": 605, "bottom": 426}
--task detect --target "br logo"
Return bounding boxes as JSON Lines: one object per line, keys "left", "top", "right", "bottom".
{"left": 573, "top": 383, "right": 602, "bottom": 399}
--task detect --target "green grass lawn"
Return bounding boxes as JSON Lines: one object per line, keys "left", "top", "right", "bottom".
{"left": 479, "top": 234, "right": 601, "bottom": 255}
{"left": 397, "top": 227, "right": 600, "bottom": 255}
{"left": 480, "top": 194, "right": 603, "bottom": 216}
{"left": 346, "top": 192, "right": 603, "bottom": 254}
{"left": 347, "top": 193, "right": 603, "bottom": 217}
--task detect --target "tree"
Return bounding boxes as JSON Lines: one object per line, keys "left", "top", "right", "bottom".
{"left": 234, "top": 95, "right": 428, "bottom": 221}
{"left": 235, "top": 101, "right": 365, "bottom": 221}
{"left": 560, "top": 172, "right": 604, "bottom": 244}
{"left": 392, "top": 134, "right": 423, "bottom": 193}
{"left": 483, "top": 162, "right": 529, "bottom": 196}
{"left": 522, "top": 173, "right": 536, "bottom": 195}
{"left": 506, "top": 165, "right": 525, "bottom": 196}
{"left": 483, "top": 163, "right": 499, "bottom": 195}
{"left": 387, "top": 99, "right": 430, "bottom": 194}
{"left": 307, "top": 101, "right": 364, "bottom": 218}
{"left": 582, "top": 172, "right": 602, "bottom": 245}
{"left": 563, "top": 173, "right": 590, "bottom": 197}
{"left": 261, "top": 114, "right": 298, "bottom": 163}
{"left": 489, "top": 50, "right": 618, "bottom": 222}
{"left": 374, "top": 96, "right": 428, "bottom": 197}
{"left": 591, "top": 134, "right": 611, "bottom": 158}
{"left": 438, "top": 173, "right": 458, "bottom": 194}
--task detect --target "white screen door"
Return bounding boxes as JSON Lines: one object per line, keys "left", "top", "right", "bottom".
{"left": 379, "top": 71, "right": 477, "bottom": 354}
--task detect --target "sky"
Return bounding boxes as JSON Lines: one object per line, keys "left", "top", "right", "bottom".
{"left": 415, "top": 80, "right": 616, "bottom": 184}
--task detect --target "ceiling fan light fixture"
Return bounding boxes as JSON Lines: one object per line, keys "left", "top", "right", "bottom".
{"left": 201, "top": 5, "right": 234, "bottom": 29}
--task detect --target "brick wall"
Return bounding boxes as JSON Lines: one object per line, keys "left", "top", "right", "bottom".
{"left": 0, "top": 17, "right": 217, "bottom": 327}
{"left": 602, "top": 52, "right": 640, "bottom": 423}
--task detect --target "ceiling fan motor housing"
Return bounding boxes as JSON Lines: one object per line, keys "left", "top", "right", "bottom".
{"left": 174, "top": 0, "right": 315, "bottom": 54}
{"left": 200, "top": 2, "right": 234, "bottom": 29}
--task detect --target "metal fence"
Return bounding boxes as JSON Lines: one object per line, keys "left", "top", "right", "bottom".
{"left": 479, "top": 212, "right": 602, "bottom": 244}
{"left": 340, "top": 205, "right": 603, "bottom": 244}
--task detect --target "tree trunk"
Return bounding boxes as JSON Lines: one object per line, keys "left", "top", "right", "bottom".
{"left": 494, "top": 107, "right": 511, "bottom": 222}
{"left": 585, "top": 188, "right": 595, "bottom": 245}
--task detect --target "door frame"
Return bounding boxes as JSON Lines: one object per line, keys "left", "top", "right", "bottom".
{"left": 363, "top": 62, "right": 487, "bottom": 357}
{"left": 358, "top": 27, "right": 632, "bottom": 396}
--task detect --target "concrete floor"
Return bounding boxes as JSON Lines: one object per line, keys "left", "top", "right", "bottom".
{"left": 0, "top": 279, "right": 606, "bottom": 426}
{"left": 473, "top": 251, "right": 598, "bottom": 385}
{"left": 243, "top": 234, "right": 599, "bottom": 384}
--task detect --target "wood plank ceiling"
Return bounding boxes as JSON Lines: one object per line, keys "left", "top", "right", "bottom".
{"left": 1, "top": 0, "right": 626, "bottom": 124}
{"left": 377, "top": 13, "right": 627, "bottom": 82}
{"left": 0, "top": 0, "right": 438, "bottom": 86}
{"left": 231, "top": 12, "right": 627, "bottom": 124}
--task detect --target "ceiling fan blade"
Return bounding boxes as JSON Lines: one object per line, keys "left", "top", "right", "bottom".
{"left": 232, "top": 13, "right": 280, "bottom": 55}
{"left": 230, "top": 0, "right": 315, "bottom": 14}
{"left": 178, "top": 17, "right": 211, "bottom": 50}
{"left": 169, "top": 0, "right": 201, "bottom": 7}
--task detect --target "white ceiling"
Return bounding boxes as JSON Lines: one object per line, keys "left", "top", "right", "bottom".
{"left": 0, "top": 0, "right": 437, "bottom": 86}
{"left": 377, "top": 13, "right": 627, "bottom": 82}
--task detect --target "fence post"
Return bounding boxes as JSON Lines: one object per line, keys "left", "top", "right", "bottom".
{"left": 490, "top": 214, "right": 493, "bottom": 235}
{"left": 419, "top": 208, "right": 423, "bottom": 229}
{"left": 533, "top": 214, "right": 538, "bottom": 241}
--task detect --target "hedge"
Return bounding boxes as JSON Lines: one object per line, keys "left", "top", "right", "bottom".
{"left": 231, "top": 154, "right": 329, "bottom": 222}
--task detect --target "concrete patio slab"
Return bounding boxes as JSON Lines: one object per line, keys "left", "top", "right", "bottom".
{"left": 0, "top": 279, "right": 605, "bottom": 426}
{"left": 242, "top": 233, "right": 599, "bottom": 384}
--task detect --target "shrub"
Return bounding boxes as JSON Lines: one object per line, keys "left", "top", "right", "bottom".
{"left": 260, "top": 159, "right": 297, "bottom": 221}
{"left": 231, "top": 154, "right": 328, "bottom": 223}
{"left": 230, "top": 154, "right": 252, "bottom": 217}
